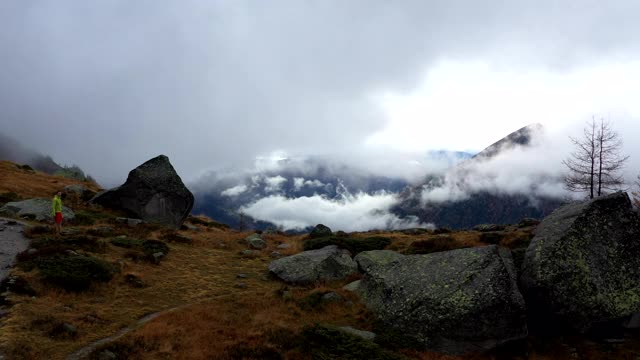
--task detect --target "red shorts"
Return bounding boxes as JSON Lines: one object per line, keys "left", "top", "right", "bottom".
{"left": 55, "top": 212, "right": 63, "bottom": 224}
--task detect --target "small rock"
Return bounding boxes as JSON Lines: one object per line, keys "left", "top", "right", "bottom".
{"left": 152, "top": 252, "right": 165, "bottom": 264}
{"left": 63, "top": 306, "right": 73, "bottom": 312}
{"left": 234, "top": 282, "right": 248, "bottom": 289}
{"left": 66, "top": 250, "right": 79, "bottom": 256}
{"left": 343, "top": 280, "right": 361, "bottom": 292}
{"left": 164, "top": 233, "right": 193, "bottom": 244}
{"left": 181, "top": 223, "right": 200, "bottom": 232}
{"left": 0, "top": 225, "right": 6, "bottom": 232}
{"left": 115, "top": 217, "right": 144, "bottom": 227}
{"left": 27, "top": 248, "right": 38, "bottom": 255}
{"left": 98, "top": 350, "right": 117, "bottom": 360}
{"left": 276, "top": 243, "right": 291, "bottom": 250}
{"left": 321, "top": 292, "right": 343, "bottom": 302}
{"left": 218, "top": 241, "right": 227, "bottom": 248}
{"left": 337, "top": 326, "right": 376, "bottom": 341}
{"left": 236, "top": 273, "right": 248, "bottom": 279}
{"left": 270, "top": 251, "right": 281, "bottom": 258}
{"left": 473, "top": 224, "right": 506, "bottom": 232}
{"left": 245, "top": 234, "right": 266, "bottom": 249}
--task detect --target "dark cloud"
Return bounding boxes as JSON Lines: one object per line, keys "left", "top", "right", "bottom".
{"left": 1, "top": 1, "right": 640, "bottom": 185}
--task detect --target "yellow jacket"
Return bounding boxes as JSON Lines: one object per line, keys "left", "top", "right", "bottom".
{"left": 52, "top": 196, "right": 62, "bottom": 214}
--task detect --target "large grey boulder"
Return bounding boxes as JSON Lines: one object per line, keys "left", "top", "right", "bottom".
{"left": 0, "top": 198, "right": 75, "bottom": 222}
{"left": 357, "top": 246, "right": 527, "bottom": 354}
{"left": 520, "top": 192, "right": 640, "bottom": 332}
{"left": 268, "top": 245, "right": 357, "bottom": 284}
{"left": 91, "top": 155, "right": 194, "bottom": 229}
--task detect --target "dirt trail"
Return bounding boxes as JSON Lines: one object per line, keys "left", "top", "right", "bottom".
{"left": 0, "top": 218, "right": 29, "bottom": 283}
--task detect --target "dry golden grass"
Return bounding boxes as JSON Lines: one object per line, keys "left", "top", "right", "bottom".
{"left": 1, "top": 166, "right": 638, "bottom": 359}
{"left": 0, "top": 160, "right": 102, "bottom": 200}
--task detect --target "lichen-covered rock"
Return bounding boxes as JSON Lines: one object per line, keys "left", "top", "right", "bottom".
{"left": 354, "top": 250, "right": 403, "bottom": 273}
{"left": 0, "top": 198, "right": 75, "bottom": 222}
{"left": 91, "top": 155, "right": 193, "bottom": 229}
{"left": 245, "top": 233, "right": 266, "bottom": 249}
{"left": 520, "top": 192, "right": 640, "bottom": 332}
{"left": 268, "top": 245, "right": 357, "bottom": 285}
{"left": 357, "top": 245, "right": 527, "bottom": 354}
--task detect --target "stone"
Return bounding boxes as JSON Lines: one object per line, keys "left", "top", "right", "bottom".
{"left": 181, "top": 223, "right": 200, "bottom": 232}
{"left": 64, "top": 184, "right": 97, "bottom": 201}
{"left": 356, "top": 246, "right": 527, "bottom": 354}
{"left": 343, "top": 280, "right": 361, "bottom": 293}
{"left": 520, "top": 192, "right": 640, "bottom": 333}
{"left": 270, "top": 251, "right": 281, "bottom": 258}
{"left": 115, "top": 217, "right": 144, "bottom": 227}
{"left": 0, "top": 198, "right": 75, "bottom": 222}
{"left": 518, "top": 218, "right": 541, "bottom": 227}
{"left": 98, "top": 350, "right": 116, "bottom": 360}
{"left": 245, "top": 233, "right": 266, "bottom": 249}
{"left": 337, "top": 326, "right": 376, "bottom": 341}
{"left": 276, "top": 243, "right": 291, "bottom": 250}
{"left": 234, "top": 282, "right": 248, "bottom": 289}
{"left": 321, "top": 292, "right": 343, "bottom": 302}
{"left": 236, "top": 273, "right": 248, "bottom": 279}
{"left": 0, "top": 226, "right": 5, "bottom": 232}
{"left": 268, "top": 245, "right": 357, "bottom": 285}
{"left": 309, "top": 224, "right": 332, "bottom": 238}
{"left": 151, "top": 252, "right": 165, "bottom": 264}
{"left": 473, "top": 224, "right": 506, "bottom": 232}
{"left": 91, "top": 155, "right": 194, "bottom": 229}
{"left": 354, "top": 250, "right": 403, "bottom": 273}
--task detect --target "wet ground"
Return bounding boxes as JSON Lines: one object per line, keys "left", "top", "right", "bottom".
{"left": 0, "top": 218, "right": 29, "bottom": 282}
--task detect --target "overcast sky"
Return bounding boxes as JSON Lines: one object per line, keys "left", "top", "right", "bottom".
{"left": 2, "top": 1, "right": 640, "bottom": 186}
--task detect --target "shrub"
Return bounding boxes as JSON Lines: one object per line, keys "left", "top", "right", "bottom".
{"left": 0, "top": 191, "right": 20, "bottom": 205}
{"left": 72, "top": 210, "right": 108, "bottom": 226}
{"left": 479, "top": 232, "right": 504, "bottom": 245}
{"left": 17, "top": 164, "right": 34, "bottom": 171}
{"left": 303, "top": 236, "right": 391, "bottom": 255}
{"left": 406, "top": 235, "right": 470, "bottom": 255}
{"left": 110, "top": 237, "right": 144, "bottom": 249}
{"left": 36, "top": 255, "right": 114, "bottom": 291}
{"left": 142, "top": 240, "right": 169, "bottom": 256}
{"left": 299, "top": 324, "right": 405, "bottom": 360}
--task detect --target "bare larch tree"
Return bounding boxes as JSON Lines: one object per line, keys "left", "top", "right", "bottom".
{"left": 562, "top": 118, "right": 629, "bottom": 199}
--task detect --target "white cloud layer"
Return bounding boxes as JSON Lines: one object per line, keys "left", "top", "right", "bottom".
{"left": 242, "top": 191, "right": 429, "bottom": 232}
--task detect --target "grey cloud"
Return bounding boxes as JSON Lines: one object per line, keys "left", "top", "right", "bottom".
{"left": 1, "top": 1, "right": 640, "bottom": 186}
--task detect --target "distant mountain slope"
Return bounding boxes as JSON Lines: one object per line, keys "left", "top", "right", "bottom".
{"left": 192, "top": 158, "right": 411, "bottom": 230}
{"left": 0, "top": 132, "right": 93, "bottom": 181}
{"left": 0, "top": 133, "right": 63, "bottom": 174}
{"left": 393, "top": 124, "right": 563, "bottom": 229}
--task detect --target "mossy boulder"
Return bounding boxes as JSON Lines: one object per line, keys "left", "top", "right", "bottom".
{"left": 268, "top": 245, "right": 357, "bottom": 285}
{"left": 520, "top": 192, "right": 640, "bottom": 332}
{"left": 356, "top": 245, "right": 527, "bottom": 354}
{"left": 0, "top": 198, "right": 75, "bottom": 222}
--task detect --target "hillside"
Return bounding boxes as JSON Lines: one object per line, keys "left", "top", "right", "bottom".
{"left": 0, "top": 161, "right": 101, "bottom": 201}
{"left": 0, "top": 164, "right": 638, "bottom": 359}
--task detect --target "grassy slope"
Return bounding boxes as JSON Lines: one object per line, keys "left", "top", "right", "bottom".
{"left": 0, "top": 161, "right": 638, "bottom": 359}
{"left": 0, "top": 160, "right": 101, "bottom": 199}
